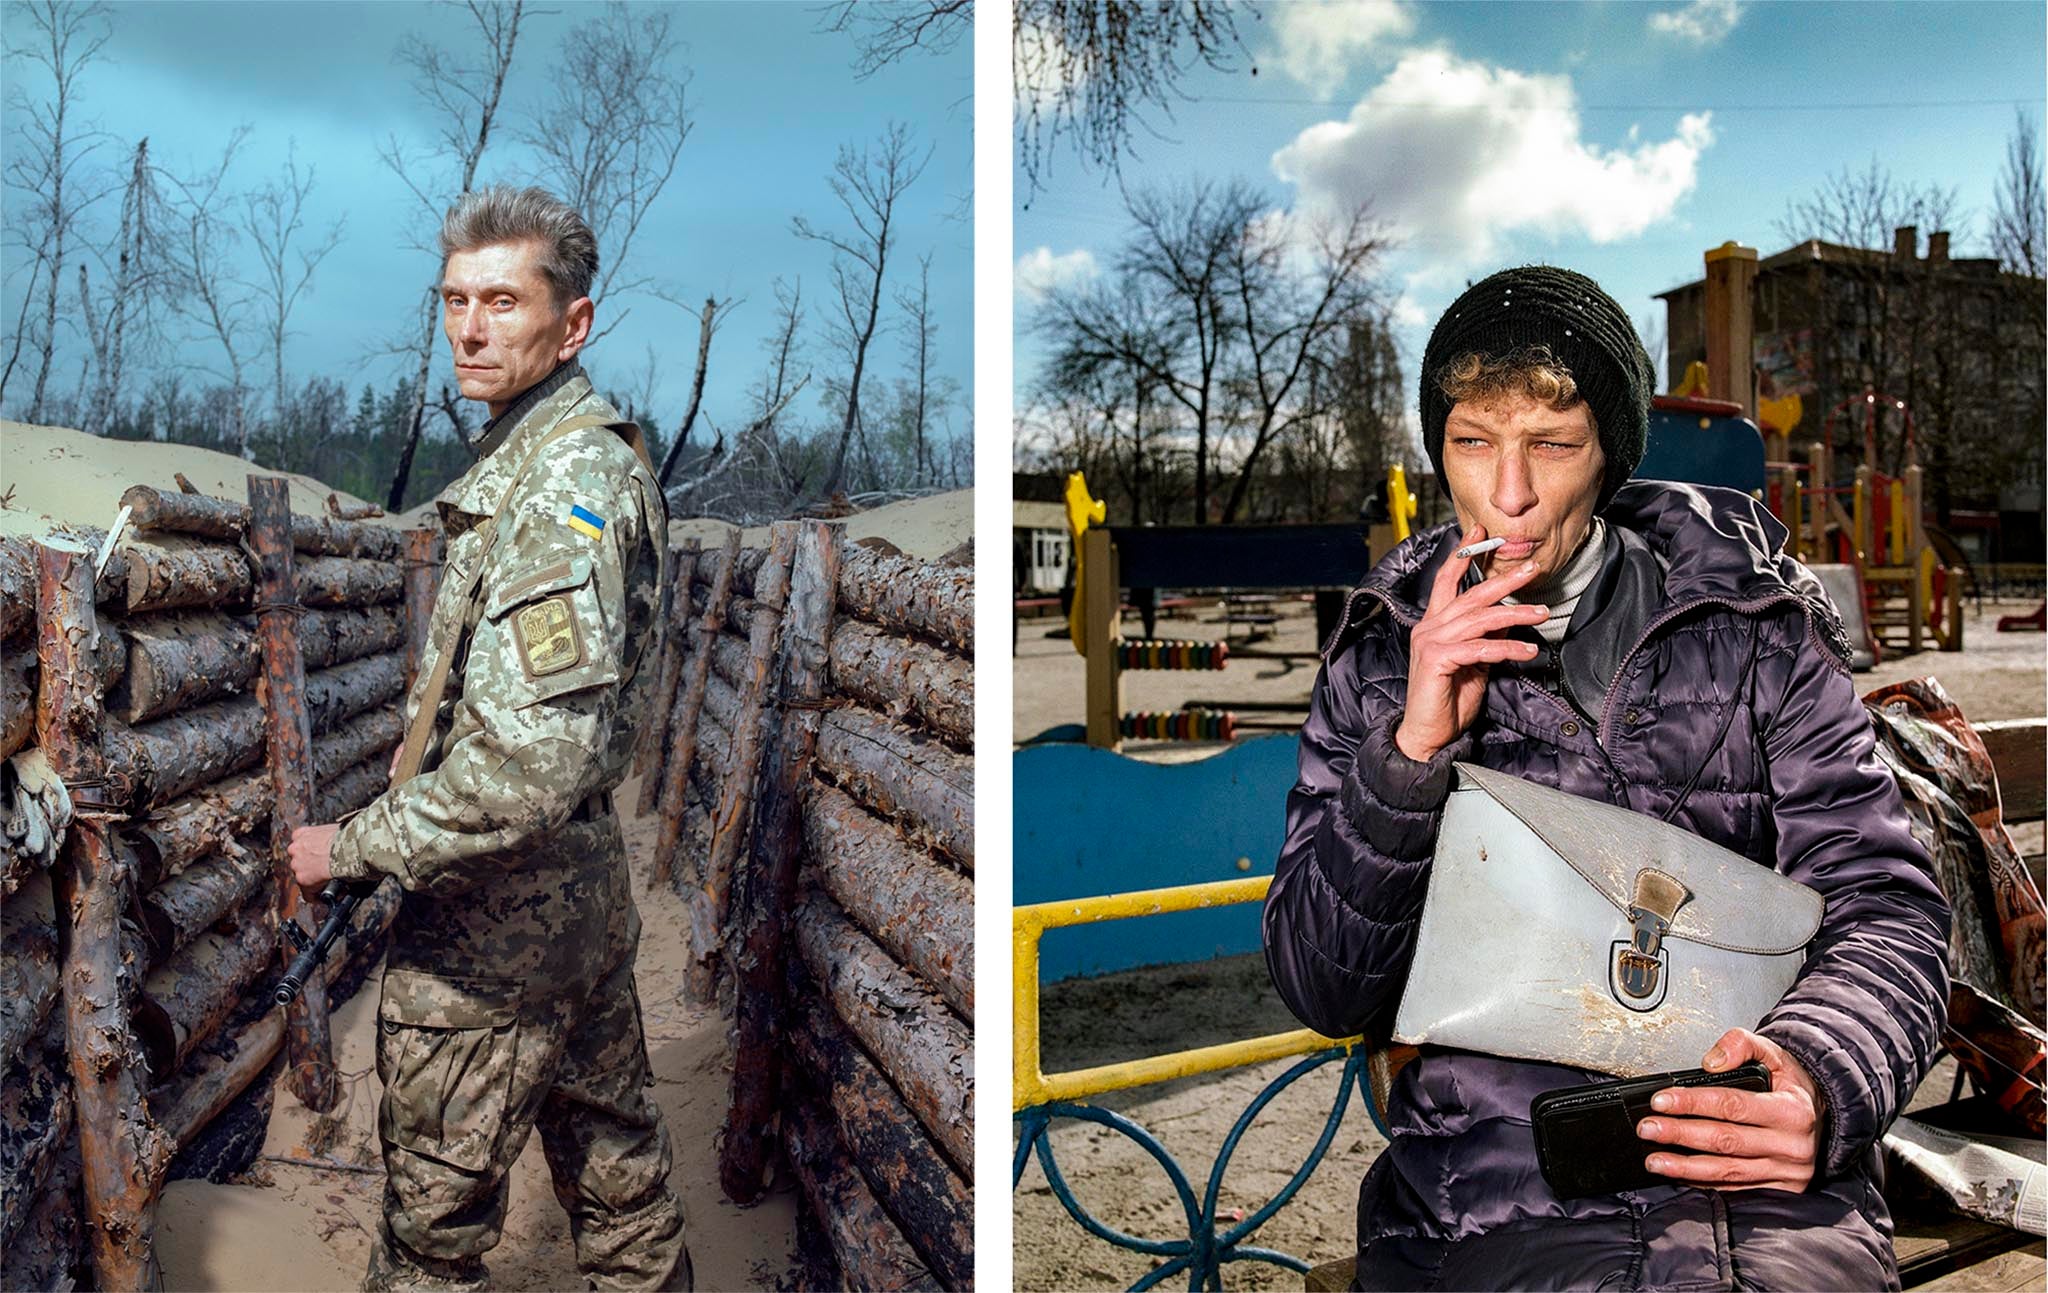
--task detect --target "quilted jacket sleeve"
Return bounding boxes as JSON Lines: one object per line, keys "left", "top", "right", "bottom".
{"left": 1261, "top": 631, "right": 1478, "bottom": 1041}
{"left": 1753, "top": 621, "right": 1952, "bottom": 1180}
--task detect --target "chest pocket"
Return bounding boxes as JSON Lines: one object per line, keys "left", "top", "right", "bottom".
{"left": 482, "top": 553, "right": 621, "bottom": 708}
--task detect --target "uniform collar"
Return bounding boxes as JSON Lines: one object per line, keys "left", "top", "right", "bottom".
{"left": 440, "top": 362, "right": 591, "bottom": 522}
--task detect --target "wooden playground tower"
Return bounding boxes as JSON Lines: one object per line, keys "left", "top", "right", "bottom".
{"left": 1693, "top": 242, "right": 1963, "bottom": 656}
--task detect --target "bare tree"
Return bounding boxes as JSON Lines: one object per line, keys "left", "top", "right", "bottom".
{"left": 1014, "top": 0, "right": 1249, "bottom": 195}
{"left": 1038, "top": 178, "right": 1258, "bottom": 521}
{"left": 896, "top": 252, "right": 937, "bottom": 482}
{"left": 753, "top": 277, "right": 812, "bottom": 495}
{"left": 1775, "top": 158, "right": 1960, "bottom": 476}
{"left": 244, "top": 149, "right": 344, "bottom": 459}
{"left": 793, "top": 122, "right": 932, "bottom": 497}
{"left": 819, "top": 0, "right": 972, "bottom": 78}
{"left": 657, "top": 295, "right": 733, "bottom": 487}
{"left": 1991, "top": 108, "right": 2044, "bottom": 281}
{"left": 162, "top": 132, "right": 260, "bottom": 458}
{"left": 2, "top": 0, "right": 113, "bottom": 420}
{"left": 377, "top": 0, "right": 528, "bottom": 509}
{"left": 1215, "top": 204, "right": 1388, "bottom": 521}
{"left": 76, "top": 136, "right": 165, "bottom": 436}
{"left": 524, "top": 1, "right": 692, "bottom": 342}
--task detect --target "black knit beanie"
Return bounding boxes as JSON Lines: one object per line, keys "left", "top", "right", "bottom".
{"left": 1419, "top": 266, "right": 1653, "bottom": 509}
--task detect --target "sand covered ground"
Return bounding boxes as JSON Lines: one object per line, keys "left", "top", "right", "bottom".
{"left": 672, "top": 489, "right": 972, "bottom": 562}
{"left": 0, "top": 421, "right": 391, "bottom": 542}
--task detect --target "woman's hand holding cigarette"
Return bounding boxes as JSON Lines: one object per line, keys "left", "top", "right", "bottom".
{"left": 1394, "top": 526, "right": 1550, "bottom": 762}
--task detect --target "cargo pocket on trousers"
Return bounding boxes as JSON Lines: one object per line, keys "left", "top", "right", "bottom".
{"left": 376, "top": 969, "right": 524, "bottom": 1173}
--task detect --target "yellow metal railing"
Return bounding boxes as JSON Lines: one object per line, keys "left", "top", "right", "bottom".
{"left": 1013, "top": 875, "right": 1356, "bottom": 1111}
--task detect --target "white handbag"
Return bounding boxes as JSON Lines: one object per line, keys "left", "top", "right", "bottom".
{"left": 1391, "top": 763, "right": 1824, "bottom": 1077}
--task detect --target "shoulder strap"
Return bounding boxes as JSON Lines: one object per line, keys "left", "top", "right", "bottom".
{"left": 392, "top": 414, "right": 629, "bottom": 784}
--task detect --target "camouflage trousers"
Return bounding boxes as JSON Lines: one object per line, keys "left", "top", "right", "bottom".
{"left": 362, "top": 913, "right": 687, "bottom": 1291}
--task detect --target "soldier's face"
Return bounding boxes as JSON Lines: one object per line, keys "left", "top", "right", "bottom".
{"left": 441, "top": 240, "right": 594, "bottom": 419}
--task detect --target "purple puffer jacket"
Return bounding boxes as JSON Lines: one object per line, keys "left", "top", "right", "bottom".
{"left": 1263, "top": 482, "right": 1951, "bottom": 1292}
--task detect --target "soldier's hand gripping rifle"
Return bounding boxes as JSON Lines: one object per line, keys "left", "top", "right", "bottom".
{"left": 275, "top": 880, "right": 373, "bottom": 1007}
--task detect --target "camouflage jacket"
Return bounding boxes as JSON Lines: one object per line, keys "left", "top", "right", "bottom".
{"left": 330, "top": 363, "right": 666, "bottom": 894}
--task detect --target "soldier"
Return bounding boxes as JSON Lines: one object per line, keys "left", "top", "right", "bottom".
{"left": 288, "top": 184, "right": 690, "bottom": 1292}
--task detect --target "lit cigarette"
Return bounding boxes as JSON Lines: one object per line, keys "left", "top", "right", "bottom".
{"left": 1455, "top": 537, "right": 1507, "bottom": 559}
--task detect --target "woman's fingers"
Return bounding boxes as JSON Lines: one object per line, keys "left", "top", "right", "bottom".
{"left": 1426, "top": 525, "right": 1485, "bottom": 612}
{"left": 1636, "top": 1112, "right": 1811, "bottom": 1163}
{"left": 1640, "top": 1148, "right": 1807, "bottom": 1191}
{"left": 1420, "top": 602, "right": 1550, "bottom": 645}
{"left": 1431, "top": 639, "right": 1542, "bottom": 669}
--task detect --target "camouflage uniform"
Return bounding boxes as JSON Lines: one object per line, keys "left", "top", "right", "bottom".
{"left": 330, "top": 362, "right": 689, "bottom": 1292}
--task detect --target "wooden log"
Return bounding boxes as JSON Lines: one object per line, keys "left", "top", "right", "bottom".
{"left": 327, "top": 493, "right": 384, "bottom": 522}
{"left": 721, "top": 521, "right": 841, "bottom": 1205}
{"left": 0, "top": 535, "right": 32, "bottom": 640}
{"left": 304, "top": 652, "right": 405, "bottom": 735}
{"left": 814, "top": 707, "right": 973, "bottom": 870}
{"left": 153, "top": 876, "right": 399, "bottom": 1149}
{"left": 295, "top": 554, "right": 403, "bottom": 608}
{"left": 104, "top": 695, "right": 267, "bottom": 810}
{"left": 122, "top": 483, "right": 404, "bottom": 560}
{"left": 401, "top": 528, "right": 443, "bottom": 690}
{"left": 828, "top": 618, "right": 973, "bottom": 751}
{"left": 780, "top": 1077, "right": 941, "bottom": 1293}
{"left": 0, "top": 640, "right": 31, "bottom": 759}
{"left": 251, "top": 473, "right": 338, "bottom": 1112}
{"left": 836, "top": 543, "right": 972, "bottom": 655}
{"left": 130, "top": 770, "right": 270, "bottom": 888}
{"left": 702, "top": 665, "right": 742, "bottom": 732}
{"left": 794, "top": 889, "right": 972, "bottom": 1175}
{"left": 702, "top": 524, "right": 797, "bottom": 932}
{"left": 707, "top": 625, "right": 751, "bottom": 692}
{"left": 299, "top": 604, "right": 406, "bottom": 671}
{"left": 1, "top": 1128, "right": 84, "bottom": 1290}
{"left": 788, "top": 975, "right": 973, "bottom": 1290}
{"left": 108, "top": 610, "right": 260, "bottom": 723}
{"left": 36, "top": 536, "right": 169, "bottom": 1289}
{"left": 315, "top": 755, "right": 389, "bottom": 822}
{"left": 654, "top": 528, "right": 742, "bottom": 885}
{"left": 133, "top": 898, "right": 277, "bottom": 1080}
{"left": 0, "top": 1023, "right": 73, "bottom": 1249}
{"left": 0, "top": 869, "right": 61, "bottom": 1070}
{"left": 692, "top": 537, "right": 765, "bottom": 598}
{"left": 123, "top": 535, "right": 252, "bottom": 614}
{"left": 313, "top": 704, "right": 403, "bottom": 784}
{"left": 120, "top": 484, "right": 247, "bottom": 542}
{"left": 634, "top": 539, "right": 700, "bottom": 810}
{"left": 139, "top": 841, "right": 268, "bottom": 966}
{"left": 804, "top": 781, "right": 972, "bottom": 1020}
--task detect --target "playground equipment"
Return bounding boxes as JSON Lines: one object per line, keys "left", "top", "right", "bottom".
{"left": 1014, "top": 874, "right": 1374, "bottom": 1290}
{"left": 1064, "top": 473, "right": 1386, "bottom": 751}
{"left": 1768, "top": 429, "right": 1965, "bottom": 656}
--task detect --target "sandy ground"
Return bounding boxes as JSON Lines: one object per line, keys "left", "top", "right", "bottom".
{"left": 1016, "top": 593, "right": 2048, "bottom": 754}
{"left": 1012, "top": 594, "right": 2047, "bottom": 1290}
{"left": 0, "top": 420, "right": 390, "bottom": 542}
{"left": 671, "top": 489, "right": 972, "bottom": 562}
{"left": 154, "top": 771, "right": 802, "bottom": 1293}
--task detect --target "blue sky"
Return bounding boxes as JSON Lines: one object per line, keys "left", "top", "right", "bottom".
{"left": 1014, "top": 0, "right": 2046, "bottom": 420}
{"left": 2, "top": 0, "right": 971, "bottom": 441}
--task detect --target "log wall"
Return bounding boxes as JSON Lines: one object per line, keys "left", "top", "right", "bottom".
{"left": 0, "top": 482, "right": 430, "bottom": 1288}
{"left": 643, "top": 527, "right": 974, "bottom": 1290}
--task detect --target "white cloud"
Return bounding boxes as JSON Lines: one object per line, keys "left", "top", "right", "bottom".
{"left": 1270, "top": 48, "right": 1715, "bottom": 265}
{"left": 1267, "top": 1, "right": 1416, "bottom": 95}
{"left": 1648, "top": 0, "right": 1744, "bottom": 46}
{"left": 1015, "top": 246, "right": 1100, "bottom": 301}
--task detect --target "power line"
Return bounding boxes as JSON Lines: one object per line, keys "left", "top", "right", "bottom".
{"left": 1191, "top": 94, "right": 2038, "bottom": 113}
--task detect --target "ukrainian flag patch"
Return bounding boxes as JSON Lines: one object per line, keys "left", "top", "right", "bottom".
{"left": 567, "top": 504, "right": 607, "bottom": 541}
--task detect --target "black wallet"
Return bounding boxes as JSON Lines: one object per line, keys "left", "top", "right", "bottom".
{"left": 1530, "top": 1060, "right": 1771, "bottom": 1199}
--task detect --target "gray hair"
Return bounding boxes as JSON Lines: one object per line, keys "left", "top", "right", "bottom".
{"left": 437, "top": 185, "right": 598, "bottom": 310}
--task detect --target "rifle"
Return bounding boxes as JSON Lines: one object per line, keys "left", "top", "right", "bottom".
{"left": 274, "top": 880, "right": 374, "bottom": 1007}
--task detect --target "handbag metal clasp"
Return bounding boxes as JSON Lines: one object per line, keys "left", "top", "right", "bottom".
{"left": 1611, "top": 869, "right": 1691, "bottom": 1006}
